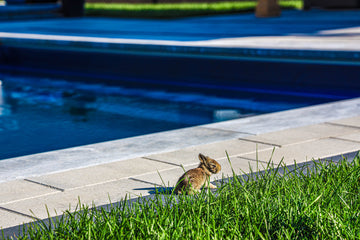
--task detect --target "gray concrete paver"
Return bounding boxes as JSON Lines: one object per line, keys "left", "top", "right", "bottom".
{"left": 26, "top": 157, "right": 177, "bottom": 190}
{"left": 328, "top": 116, "right": 360, "bottom": 128}
{"left": 219, "top": 155, "right": 273, "bottom": 179}
{"left": 334, "top": 133, "right": 360, "bottom": 143}
{"left": 145, "top": 139, "right": 274, "bottom": 166}
{"left": 0, "top": 180, "right": 59, "bottom": 205}
{"left": 238, "top": 138, "right": 360, "bottom": 164}
{"left": 241, "top": 123, "right": 360, "bottom": 147}
{"left": 1, "top": 178, "right": 152, "bottom": 220}
{"left": 133, "top": 165, "right": 193, "bottom": 188}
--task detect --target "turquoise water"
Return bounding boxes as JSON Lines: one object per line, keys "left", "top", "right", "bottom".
{"left": 0, "top": 74, "right": 332, "bottom": 160}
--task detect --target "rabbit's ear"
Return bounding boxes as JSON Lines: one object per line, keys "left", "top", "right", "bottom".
{"left": 198, "top": 153, "right": 207, "bottom": 164}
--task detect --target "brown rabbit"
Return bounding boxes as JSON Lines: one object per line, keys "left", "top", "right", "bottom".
{"left": 174, "top": 153, "right": 221, "bottom": 195}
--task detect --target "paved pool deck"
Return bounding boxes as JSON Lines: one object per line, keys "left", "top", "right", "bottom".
{"left": 1, "top": 8, "right": 360, "bottom": 237}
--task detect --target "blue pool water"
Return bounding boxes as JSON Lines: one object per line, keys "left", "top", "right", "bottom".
{"left": 0, "top": 73, "right": 339, "bottom": 160}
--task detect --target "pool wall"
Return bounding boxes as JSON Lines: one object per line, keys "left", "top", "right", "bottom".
{"left": 1, "top": 44, "right": 360, "bottom": 99}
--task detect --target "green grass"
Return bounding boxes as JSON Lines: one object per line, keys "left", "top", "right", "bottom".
{"left": 85, "top": 1, "right": 303, "bottom": 19}
{"left": 4, "top": 153, "right": 360, "bottom": 239}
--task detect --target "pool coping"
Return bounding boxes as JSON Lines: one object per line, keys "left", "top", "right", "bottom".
{"left": 1, "top": 32, "right": 360, "bottom": 65}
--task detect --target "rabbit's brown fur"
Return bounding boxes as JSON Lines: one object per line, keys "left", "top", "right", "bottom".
{"left": 174, "top": 153, "right": 221, "bottom": 195}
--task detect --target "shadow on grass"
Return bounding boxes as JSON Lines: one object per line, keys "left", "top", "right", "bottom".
{"left": 133, "top": 187, "right": 174, "bottom": 195}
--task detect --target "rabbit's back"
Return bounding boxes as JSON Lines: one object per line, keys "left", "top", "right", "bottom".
{"left": 175, "top": 168, "right": 206, "bottom": 194}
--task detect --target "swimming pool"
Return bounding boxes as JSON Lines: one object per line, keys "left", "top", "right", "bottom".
{"left": 0, "top": 73, "right": 342, "bottom": 160}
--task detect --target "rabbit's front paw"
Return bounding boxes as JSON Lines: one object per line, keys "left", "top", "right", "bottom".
{"left": 209, "top": 183, "right": 217, "bottom": 189}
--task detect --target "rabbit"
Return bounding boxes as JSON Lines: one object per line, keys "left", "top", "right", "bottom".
{"left": 174, "top": 153, "right": 221, "bottom": 195}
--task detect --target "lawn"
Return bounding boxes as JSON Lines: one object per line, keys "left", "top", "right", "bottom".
{"left": 5, "top": 153, "right": 360, "bottom": 239}
{"left": 85, "top": 0, "right": 303, "bottom": 18}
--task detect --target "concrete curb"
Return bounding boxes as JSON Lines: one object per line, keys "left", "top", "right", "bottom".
{"left": 1, "top": 32, "right": 360, "bottom": 63}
